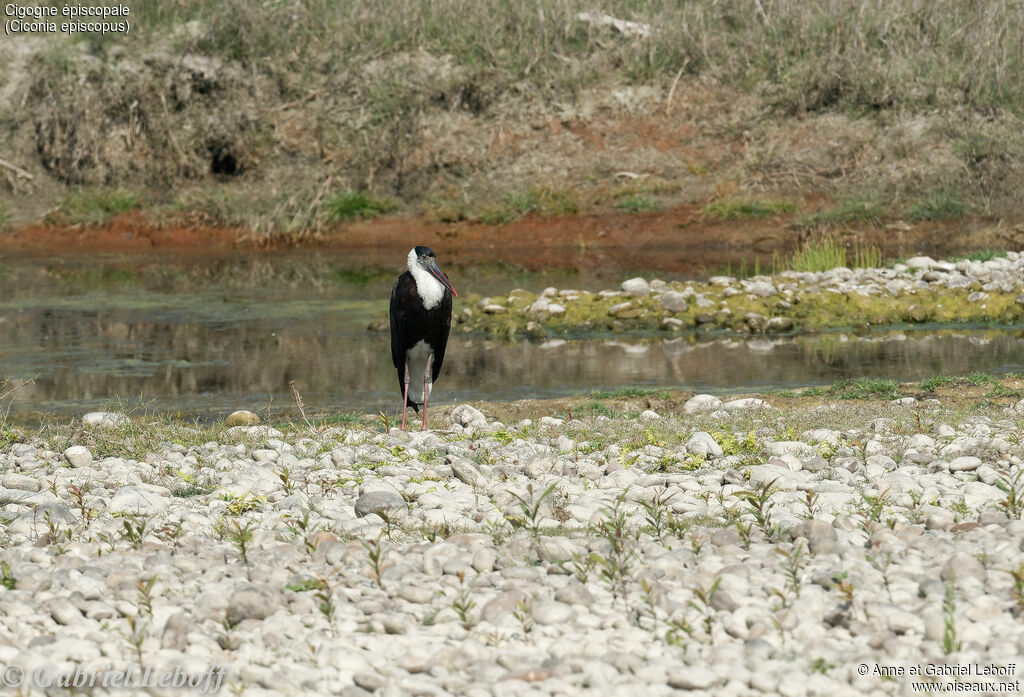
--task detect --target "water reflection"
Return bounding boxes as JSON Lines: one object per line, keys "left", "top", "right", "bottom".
{"left": 4, "top": 253, "right": 1024, "bottom": 420}
{"left": 5, "top": 303, "right": 1024, "bottom": 420}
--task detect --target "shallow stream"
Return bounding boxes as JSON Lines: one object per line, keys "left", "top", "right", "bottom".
{"left": 3, "top": 252, "right": 1024, "bottom": 421}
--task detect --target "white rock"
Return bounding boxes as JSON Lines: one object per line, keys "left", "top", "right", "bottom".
{"left": 63, "top": 445, "right": 93, "bottom": 468}
{"left": 621, "top": 277, "right": 651, "bottom": 296}
{"left": 82, "top": 412, "right": 129, "bottom": 428}
{"left": 684, "top": 394, "right": 722, "bottom": 413}
{"left": 450, "top": 404, "right": 487, "bottom": 428}
{"left": 948, "top": 456, "right": 982, "bottom": 472}
{"left": 906, "top": 256, "right": 937, "bottom": 269}
{"left": 686, "top": 432, "right": 723, "bottom": 459}
{"left": 109, "top": 486, "right": 170, "bottom": 514}
{"left": 723, "top": 398, "right": 772, "bottom": 411}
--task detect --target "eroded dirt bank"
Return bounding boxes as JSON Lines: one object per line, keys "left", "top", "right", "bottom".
{"left": 2, "top": 210, "right": 1021, "bottom": 277}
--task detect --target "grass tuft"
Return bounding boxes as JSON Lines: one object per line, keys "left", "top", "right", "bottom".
{"left": 908, "top": 190, "right": 965, "bottom": 221}
{"left": 703, "top": 199, "right": 796, "bottom": 220}
{"left": 49, "top": 189, "right": 143, "bottom": 226}
{"left": 827, "top": 378, "right": 902, "bottom": 400}
{"left": 322, "top": 191, "right": 398, "bottom": 223}
{"left": 798, "top": 196, "right": 883, "bottom": 229}
{"left": 615, "top": 195, "right": 659, "bottom": 213}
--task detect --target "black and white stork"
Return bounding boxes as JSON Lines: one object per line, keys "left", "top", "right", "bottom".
{"left": 389, "top": 246, "right": 458, "bottom": 430}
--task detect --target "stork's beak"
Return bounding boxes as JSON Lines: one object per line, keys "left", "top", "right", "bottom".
{"left": 427, "top": 260, "right": 458, "bottom": 297}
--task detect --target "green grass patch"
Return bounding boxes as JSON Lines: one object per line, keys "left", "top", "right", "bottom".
{"left": 0, "top": 201, "right": 8, "bottom": 231}
{"left": 703, "top": 199, "right": 796, "bottom": 220}
{"left": 798, "top": 196, "right": 883, "bottom": 229}
{"left": 323, "top": 191, "right": 398, "bottom": 222}
{"left": 965, "top": 372, "right": 997, "bottom": 386}
{"left": 919, "top": 375, "right": 958, "bottom": 392}
{"left": 49, "top": 188, "right": 143, "bottom": 226}
{"left": 951, "top": 250, "right": 1007, "bottom": 263}
{"left": 786, "top": 238, "right": 883, "bottom": 272}
{"left": 788, "top": 237, "right": 847, "bottom": 272}
{"left": 615, "top": 195, "right": 659, "bottom": 213}
{"left": 827, "top": 378, "right": 902, "bottom": 400}
{"left": 987, "top": 383, "right": 1021, "bottom": 399}
{"left": 173, "top": 484, "right": 214, "bottom": 498}
{"left": 477, "top": 187, "right": 578, "bottom": 225}
{"left": 908, "top": 190, "right": 965, "bottom": 221}
{"left": 589, "top": 386, "right": 671, "bottom": 400}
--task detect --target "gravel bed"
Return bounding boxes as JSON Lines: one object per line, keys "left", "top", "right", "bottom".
{"left": 2, "top": 397, "right": 1024, "bottom": 696}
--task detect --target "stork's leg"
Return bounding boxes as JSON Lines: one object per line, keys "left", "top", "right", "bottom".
{"left": 401, "top": 362, "right": 411, "bottom": 431}
{"left": 421, "top": 353, "right": 433, "bottom": 431}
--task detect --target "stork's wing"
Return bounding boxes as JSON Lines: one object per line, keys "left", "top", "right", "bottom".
{"left": 430, "top": 292, "right": 453, "bottom": 384}
{"left": 389, "top": 280, "right": 405, "bottom": 378}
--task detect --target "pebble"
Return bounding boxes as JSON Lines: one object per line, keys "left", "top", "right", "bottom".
{"left": 63, "top": 445, "right": 93, "bottom": 468}
{"left": 354, "top": 491, "right": 408, "bottom": 519}
{"left": 82, "top": 411, "right": 129, "bottom": 428}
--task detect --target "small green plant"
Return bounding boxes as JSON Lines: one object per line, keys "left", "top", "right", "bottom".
{"left": 797, "top": 490, "right": 820, "bottom": 520}
{"left": 506, "top": 481, "right": 558, "bottom": 554}
{"left": 323, "top": 191, "right": 397, "bottom": 222}
{"left": 592, "top": 490, "right": 639, "bottom": 609}
{"left": 450, "top": 572, "right": 477, "bottom": 630}
{"left": 616, "top": 195, "right": 659, "bottom": 212}
{"left": 283, "top": 509, "right": 323, "bottom": 554}
{"left": 1002, "top": 564, "right": 1024, "bottom": 617}
{"left": 834, "top": 571, "right": 856, "bottom": 612}
{"left": 855, "top": 488, "right": 893, "bottom": 533}
{"left": 776, "top": 542, "right": 807, "bottom": 602}
{"left": 735, "top": 478, "right": 778, "bottom": 539}
{"left": 688, "top": 576, "right": 721, "bottom": 643}
{"left": 995, "top": 469, "right": 1024, "bottom": 519}
{"left": 942, "top": 583, "right": 961, "bottom": 655}
{"left": 569, "top": 552, "right": 596, "bottom": 584}
{"left": 136, "top": 576, "right": 157, "bottom": 616}
{"left": 868, "top": 551, "right": 895, "bottom": 602}
{"left": 123, "top": 614, "right": 148, "bottom": 667}
{"left": 228, "top": 520, "right": 256, "bottom": 565}
{"left": 810, "top": 657, "right": 833, "bottom": 675}
{"left": 361, "top": 534, "right": 389, "bottom": 589}
{"left": 0, "top": 561, "right": 15, "bottom": 590}
{"left": 513, "top": 596, "right": 535, "bottom": 633}
{"left": 221, "top": 492, "right": 265, "bottom": 516}
{"left": 118, "top": 514, "right": 151, "bottom": 547}
{"left": 639, "top": 486, "right": 677, "bottom": 543}
{"left": 314, "top": 576, "right": 335, "bottom": 628}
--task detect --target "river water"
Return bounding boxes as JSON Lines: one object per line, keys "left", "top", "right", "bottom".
{"left": 3, "top": 252, "right": 1024, "bottom": 421}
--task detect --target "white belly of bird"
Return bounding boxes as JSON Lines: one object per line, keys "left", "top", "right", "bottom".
{"left": 406, "top": 340, "right": 434, "bottom": 404}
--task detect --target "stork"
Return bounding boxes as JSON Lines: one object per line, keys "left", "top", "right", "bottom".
{"left": 389, "top": 246, "right": 457, "bottom": 430}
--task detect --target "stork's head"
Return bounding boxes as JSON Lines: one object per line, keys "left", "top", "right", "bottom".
{"left": 408, "top": 246, "right": 457, "bottom": 297}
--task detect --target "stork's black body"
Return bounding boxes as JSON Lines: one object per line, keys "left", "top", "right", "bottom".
{"left": 388, "top": 246, "right": 457, "bottom": 430}
{"left": 389, "top": 272, "right": 452, "bottom": 411}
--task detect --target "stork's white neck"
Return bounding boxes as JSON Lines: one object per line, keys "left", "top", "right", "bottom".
{"left": 408, "top": 248, "right": 445, "bottom": 310}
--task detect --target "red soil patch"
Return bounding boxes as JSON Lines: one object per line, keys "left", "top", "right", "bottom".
{"left": 1, "top": 208, "right": 1019, "bottom": 276}
{"left": 0, "top": 212, "right": 242, "bottom": 254}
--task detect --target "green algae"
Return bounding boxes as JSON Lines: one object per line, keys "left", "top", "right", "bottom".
{"left": 456, "top": 281, "right": 1024, "bottom": 339}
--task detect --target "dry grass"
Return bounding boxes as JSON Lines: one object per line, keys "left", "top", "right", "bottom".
{"left": 5, "top": 0, "right": 1024, "bottom": 240}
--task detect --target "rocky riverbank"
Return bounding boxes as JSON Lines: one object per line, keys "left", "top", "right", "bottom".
{"left": 448, "top": 252, "right": 1024, "bottom": 340}
{"left": 2, "top": 391, "right": 1024, "bottom": 695}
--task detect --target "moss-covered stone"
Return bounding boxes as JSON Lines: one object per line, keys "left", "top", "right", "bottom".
{"left": 454, "top": 274, "right": 1024, "bottom": 340}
